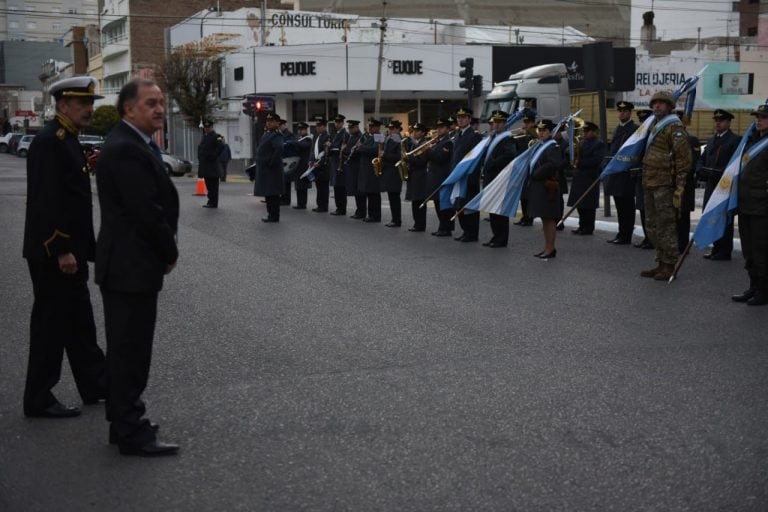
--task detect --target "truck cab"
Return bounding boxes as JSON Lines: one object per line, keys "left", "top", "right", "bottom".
{"left": 481, "top": 63, "right": 570, "bottom": 125}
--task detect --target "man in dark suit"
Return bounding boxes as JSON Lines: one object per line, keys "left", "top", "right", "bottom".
{"left": 451, "top": 107, "right": 483, "bottom": 242}
{"left": 311, "top": 118, "right": 331, "bottom": 212}
{"left": 198, "top": 119, "right": 224, "bottom": 208}
{"left": 22, "top": 75, "right": 106, "bottom": 419}
{"left": 342, "top": 120, "right": 364, "bottom": 218}
{"left": 605, "top": 101, "right": 638, "bottom": 245}
{"left": 699, "top": 109, "right": 741, "bottom": 260}
{"left": 357, "top": 118, "right": 384, "bottom": 223}
{"left": 254, "top": 112, "right": 285, "bottom": 222}
{"left": 95, "top": 78, "right": 180, "bottom": 456}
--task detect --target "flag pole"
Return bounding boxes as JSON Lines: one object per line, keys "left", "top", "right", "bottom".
{"left": 668, "top": 239, "right": 694, "bottom": 283}
{"left": 556, "top": 177, "right": 601, "bottom": 228}
{"left": 419, "top": 185, "right": 443, "bottom": 209}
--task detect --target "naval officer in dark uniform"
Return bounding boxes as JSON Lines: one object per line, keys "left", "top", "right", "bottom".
{"left": 254, "top": 112, "right": 285, "bottom": 222}
{"left": 699, "top": 109, "right": 740, "bottom": 260}
{"left": 480, "top": 110, "right": 518, "bottom": 247}
{"left": 426, "top": 118, "right": 455, "bottom": 236}
{"left": 404, "top": 123, "right": 430, "bottom": 232}
{"left": 605, "top": 101, "right": 638, "bottom": 245}
{"left": 328, "top": 114, "right": 349, "bottom": 215}
{"left": 22, "top": 76, "right": 106, "bottom": 418}
{"left": 198, "top": 119, "right": 224, "bottom": 208}
{"left": 451, "top": 107, "right": 483, "bottom": 242}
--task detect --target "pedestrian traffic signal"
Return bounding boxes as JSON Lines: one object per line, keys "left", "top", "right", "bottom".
{"left": 472, "top": 75, "right": 483, "bottom": 97}
{"left": 459, "top": 58, "right": 474, "bottom": 90}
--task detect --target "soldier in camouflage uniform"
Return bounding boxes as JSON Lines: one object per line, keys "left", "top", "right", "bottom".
{"left": 639, "top": 90, "right": 693, "bottom": 280}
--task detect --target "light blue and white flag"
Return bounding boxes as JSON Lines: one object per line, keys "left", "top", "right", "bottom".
{"left": 461, "top": 143, "right": 539, "bottom": 217}
{"left": 600, "top": 72, "right": 702, "bottom": 179}
{"left": 438, "top": 135, "right": 492, "bottom": 210}
{"left": 693, "top": 123, "right": 768, "bottom": 248}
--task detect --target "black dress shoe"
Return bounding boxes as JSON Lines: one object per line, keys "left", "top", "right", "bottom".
{"left": 292, "top": 205, "right": 307, "bottom": 210}
{"left": 747, "top": 292, "right": 768, "bottom": 306}
{"left": 635, "top": 239, "right": 654, "bottom": 249}
{"left": 535, "top": 249, "right": 557, "bottom": 259}
{"left": 709, "top": 253, "right": 732, "bottom": 261}
{"left": 118, "top": 440, "right": 179, "bottom": 457}
{"left": 514, "top": 219, "right": 533, "bottom": 226}
{"left": 385, "top": 222, "right": 401, "bottom": 227}
{"left": 202, "top": 204, "right": 217, "bottom": 209}
{"left": 572, "top": 229, "right": 583, "bottom": 235}
{"left": 732, "top": 288, "right": 756, "bottom": 302}
{"left": 329, "top": 210, "right": 346, "bottom": 216}
{"left": 454, "top": 234, "right": 466, "bottom": 241}
{"left": 26, "top": 402, "right": 81, "bottom": 418}
{"left": 432, "top": 230, "right": 451, "bottom": 237}
{"left": 608, "top": 237, "right": 631, "bottom": 245}
{"left": 362, "top": 217, "right": 380, "bottom": 223}
{"left": 482, "top": 240, "right": 493, "bottom": 246}
{"left": 350, "top": 214, "right": 365, "bottom": 219}
{"left": 488, "top": 241, "right": 507, "bottom": 248}
{"left": 408, "top": 227, "right": 425, "bottom": 232}
{"left": 312, "top": 208, "right": 328, "bottom": 213}
{"left": 82, "top": 396, "right": 106, "bottom": 405}
{"left": 460, "top": 237, "right": 478, "bottom": 242}
{"left": 109, "top": 423, "right": 160, "bottom": 444}
{"left": 261, "top": 217, "right": 279, "bottom": 223}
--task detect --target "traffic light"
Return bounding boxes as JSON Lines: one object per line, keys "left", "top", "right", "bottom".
{"left": 242, "top": 100, "right": 256, "bottom": 117}
{"left": 459, "top": 58, "right": 474, "bottom": 90}
{"left": 472, "top": 75, "right": 483, "bottom": 97}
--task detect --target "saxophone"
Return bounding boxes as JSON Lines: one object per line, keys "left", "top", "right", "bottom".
{"left": 395, "top": 137, "right": 410, "bottom": 181}
{"left": 372, "top": 141, "right": 384, "bottom": 177}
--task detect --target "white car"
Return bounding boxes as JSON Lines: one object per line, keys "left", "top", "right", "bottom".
{"left": 16, "top": 135, "right": 35, "bottom": 157}
{"left": 0, "top": 132, "right": 20, "bottom": 153}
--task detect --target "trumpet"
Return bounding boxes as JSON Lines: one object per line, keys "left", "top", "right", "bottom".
{"left": 403, "top": 135, "right": 439, "bottom": 157}
{"left": 372, "top": 142, "right": 384, "bottom": 177}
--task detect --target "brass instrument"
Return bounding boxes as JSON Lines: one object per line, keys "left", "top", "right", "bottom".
{"left": 403, "top": 135, "right": 439, "bottom": 157}
{"left": 569, "top": 116, "right": 585, "bottom": 168}
{"left": 344, "top": 138, "right": 361, "bottom": 164}
{"left": 395, "top": 137, "right": 410, "bottom": 181}
{"left": 372, "top": 142, "right": 384, "bottom": 177}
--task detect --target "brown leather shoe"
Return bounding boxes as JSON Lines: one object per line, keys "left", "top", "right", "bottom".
{"left": 640, "top": 263, "right": 662, "bottom": 278}
{"left": 653, "top": 263, "right": 675, "bottom": 281}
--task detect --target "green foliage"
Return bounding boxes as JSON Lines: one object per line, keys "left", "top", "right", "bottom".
{"left": 86, "top": 105, "right": 120, "bottom": 136}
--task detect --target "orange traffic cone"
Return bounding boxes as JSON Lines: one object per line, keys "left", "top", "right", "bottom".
{"left": 194, "top": 178, "right": 207, "bottom": 196}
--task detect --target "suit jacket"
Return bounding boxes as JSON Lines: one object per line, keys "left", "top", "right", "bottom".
{"left": 357, "top": 132, "right": 382, "bottom": 194}
{"left": 700, "top": 129, "right": 740, "bottom": 206}
{"left": 328, "top": 128, "right": 348, "bottom": 186}
{"left": 426, "top": 134, "right": 453, "bottom": 194}
{"left": 291, "top": 134, "right": 314, "bottom": 191}
{"left": 95, "top": 121, "right": 179, "bottom": 293}
{"left": 481, "top": 133, "right": 517, "bottom": 185}
{"left": 23, "top": 116, "right": 95, "bottom": 264}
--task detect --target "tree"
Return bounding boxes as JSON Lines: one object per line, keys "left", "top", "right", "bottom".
{"left": 158, "top": 47, "right": 221, "bottom": 127}
{"left": 87, "top": 105, "right": 120, "bottom": 136}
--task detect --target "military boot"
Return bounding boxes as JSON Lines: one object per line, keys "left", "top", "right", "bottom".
{"left": 640, "top": 262, "right": 662, "bottom": 278}
{"left": 732, "top": 276, "right": 757, "bottom": 302}
{"left": 653, "top": 262, "right": 675, "bottom": 281}
{"left": 747, "top": 277, "right": 768, "bottom": 306}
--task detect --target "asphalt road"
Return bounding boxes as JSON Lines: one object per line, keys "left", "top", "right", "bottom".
{"left": 1, "top": 154, "right": 766, "bottom": 511}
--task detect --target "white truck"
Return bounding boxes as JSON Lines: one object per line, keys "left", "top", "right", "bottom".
{"left": 481, "top": 63, "right": 571, "bottom": 124}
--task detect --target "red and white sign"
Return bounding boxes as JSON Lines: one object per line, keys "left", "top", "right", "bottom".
{"left": 15, "top": 110, "right": 37, "bottom": 118}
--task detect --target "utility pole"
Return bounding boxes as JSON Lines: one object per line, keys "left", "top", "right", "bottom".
{"left": 373, "top": 1, "right": 388, "bottom": 119}
{"left": 261, "top": 0, "right": 267, "bottom": 46}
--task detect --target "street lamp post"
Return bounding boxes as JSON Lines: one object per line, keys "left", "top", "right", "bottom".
{"left": 200, "top": 5, "right": 220, "bottom": 39}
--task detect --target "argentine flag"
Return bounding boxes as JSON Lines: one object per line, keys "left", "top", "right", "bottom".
{"left": 462, "top": 143, "right": 538, "bottom": 217}
{"left": 438, "top": 110, "right": 528, "bottom": 210}
{"left": 600, "top": 73, "right": 701, "bottom": 179}
{"left": 693, "top": 123, "right": 768, "bottom": 249}
{"left": 438, "top": 135, "right": 492, "bottom": 210}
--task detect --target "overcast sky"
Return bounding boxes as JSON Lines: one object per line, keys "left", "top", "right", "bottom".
{"left": 630, "top": 0, "right": 737, "bottom": 44}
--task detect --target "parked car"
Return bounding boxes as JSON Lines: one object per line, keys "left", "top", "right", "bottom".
{"left": 78, "top": 134, "right": 105, "bottom": 153}
{"left": 8, "top": 134, "right": 24, "bottom": 155}
{"left": 16, "top": 135, "right": 35, "bottom": 157}
{"left": 161, "top": 151, "right": 192, "bottom": 176}
{"left": 0, "top": 132, "right": 22, "bottom": 153}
